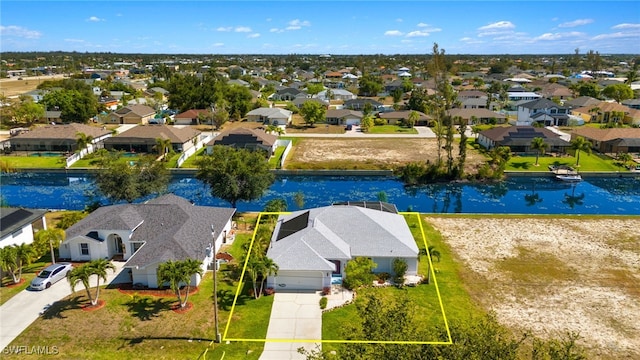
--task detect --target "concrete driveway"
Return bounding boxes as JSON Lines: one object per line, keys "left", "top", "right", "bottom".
{"left": 0, "top": 261, "right": 125, "bottom": 350}
{"left": 260, "top": 292, "right": 323, "bottom": 360}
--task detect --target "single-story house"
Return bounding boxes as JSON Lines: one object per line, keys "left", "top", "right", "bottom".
{"left": 0, "top": 207, "right": 48, "bottom": 248}
{"left": 207, "top": 128, "right": 277, "bottom": 157}
{"left": 317, "top": 89, "right": 357, "bottom": 101}
{"left": 343, "top": 99, "right": 384, "bottom": 112}
{"left": 325, "top": 109, "right": 363, "bottom": 125}
{"left": 246, "top": 108, "right": 293, "bottom": 128}
{"left": 378, "top": 110, "right": 431, "bottom": 126}
{"left": 292, "top": 97, "right": 329, "bottom": 109}
{"left": 570, "top": 128, "right": 640, "bottom": 154}
{"left": 8, "top": 123, "right": 112, "bottom": 153}
{"left": 269, "top": 88, "right": 308, "bottom": 101}
{"left": 41, "top": 110, "right": 62, "bottom": 123}
{"left": 173, "top": 109, "right": 212, "bottom": 125}
{"left": 477, "top": 126, "right": 571, "bottom": 153}
{"left": 107, "top": 104, "right": 156, "bottom": 125}
{"left": 103, "top": 124, "right": 201, "bottom": 153}
{"left": 564, "top": 96, "right": 601, "bottom": 110}
{"left": 447, "top": 108, "right": 506, "bottom": 125}
{"left": 266, "top": 203, "right": 419, "bottom": 291}
{"left": 59, "top": 194, "right": 236, "bottom": 288}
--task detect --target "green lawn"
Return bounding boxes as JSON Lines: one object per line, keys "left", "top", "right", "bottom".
{"left": 268, "top": 146, "right": 286, "bottom": 169}
{"left": 506, "top": 152, "right": 626, "bottom": 172}
{"left": 366, "top": 125, "right": 418, "bottom": 134}
{"left": 0, "top": 254, "right": 54, "bottom": 306}
{"left": 179, "top": 147, "right": 207, "bottom": 168}
{"left": 70, "top": 154, "right": 149, "bottom": 168}
{"left": 0, "top": 155, "right": 67, "bottom": 169}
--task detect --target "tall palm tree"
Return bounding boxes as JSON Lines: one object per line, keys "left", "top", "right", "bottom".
{"left": 69, "top": 259, "right": 116, "bottom": 306}
{"left": 34, "top": 228, "right": 65, "bottom": 264}
{"left": 157, "top": 259, "right": 203, "bottom": 308}
{"left": 618, "top": 152, "right": 633, "bottom": 169}
{"left": 258, "top": 257, "right": 279, "bottom": 296}
{"left": 154, "top": 137, "right": 172, "bottom": 160}
{"left": 570, "top": 136, "right": 592, "bottom": 167}
{"left": 530, "top": 137, "right": 549, "bottom": 166}
{"left": 1, "top": 244, "right": 37, "bottom": 284}
{"left": 76, "top": 132, "right": 94, "bottom": 153}
{"left": 419, "top": 246, "right": 441, "bottom": 285}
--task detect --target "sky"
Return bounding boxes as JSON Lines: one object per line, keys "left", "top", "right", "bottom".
{"left": 1, "top": 1, "right": 639, "bottom": 55}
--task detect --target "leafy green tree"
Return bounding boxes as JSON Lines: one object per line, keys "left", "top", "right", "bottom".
{"left": 392, "top": 258, "right": 408, "bottom": 286}
{"left": 306, "top": 83, "right": 324, "bottom": 96}
{"left": 570, "top": 136, "right": 592, "bottom": 167}
{"left": 391, "top": 87, "right": 404, "bottom": 104}
{"left": 575, "top": 82, "right": 601, "bottom": 98}
{"left": 55, "top": 211, "right": 87, "bottom": 230}
{"left": 358, "top": 74, "right": 383, "bottom": 97}
{"left": 195, "top": 146, "right": 274, "bottom": 207}
{"left": 257, "top": 257, "right": 279, "bottom": 297}
{"left": 406, "top": 110, "right": 419, "bottom": 128}
{"left": 531, "top": 137, "right": 549, "bottom": 166}
{"left": 94, "top": 155, "right": 170, "bottom": 203}
{"left": 343, "top": 257, "right": 377, "bottom": 290}
{"left": 69, "top": 259, "right": 116, "bottom": 306}
{"left": 617, "top": 152, "right": 633, "bottom": 169}
{"left": 360, "top": 114, "right": 374, "bottom": 132}
{"left": 264, "top": 198, "right": 288, "bottom": 212}
{"left": 157, "top": 259, "right": 203, "bottom": 308}
{"left": 42, "top": 88, "right": 98, "bottom": 123}
{"left": 601, "top": 83, "right": 634, "bottom": 104}
{"left": 13, "top": 99, "right": 44, "bottom": 126}
{"left": 300, "top": 101, "right": 326, "bottom": 128}
{"left": 153, "top": 137, "right": 172, "bottom": 159}
{"left": 33, "top": 228, "right": 65, "bottom": 264}
{"left": 212, "top": 106, "right": 230, "bottom": 130}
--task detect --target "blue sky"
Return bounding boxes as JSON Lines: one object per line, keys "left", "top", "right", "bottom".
{"left": 1, "top": 1, "right": 639, "bottom": 55}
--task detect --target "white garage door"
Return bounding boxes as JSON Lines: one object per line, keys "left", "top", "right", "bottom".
{"left": 273, "top": 271, "right": 323, "bottom": 291}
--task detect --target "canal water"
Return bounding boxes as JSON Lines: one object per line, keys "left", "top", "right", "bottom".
{"left": 1, "top": 172, "right": 639, "bottom": 215}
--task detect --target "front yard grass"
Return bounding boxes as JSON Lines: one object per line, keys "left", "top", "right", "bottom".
{"left": 366, "top": 124, "right": 418, "bottom": 134}
{"left": 506, "top": 152, "right": 625, "bottom": 172}
{"left": 0, "top": 155, "right": 66, "bottom": 169}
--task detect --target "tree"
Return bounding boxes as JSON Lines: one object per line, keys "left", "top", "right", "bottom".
{"left": 0, "top": 244, "right": 36, "bottom": 284}
{"left": 570, "top": 136, "right": 592, "bottom": 167}
{"left": 530, "top": 137, "right": 549, "bottom": 166}
{"left": 55, "top": 211, "right": 87, "bottom": 230}
{"left": 406, "top": 110, "right": 419, "bottom": 128}
{"left": 601, "top": 83, "right": 634, "bottom": 104}
{"left": 306, "top": 83, "right": 324, "bottom": 96}
{"left": 617, "top": 152, "right": 633, "bottom": 169}
{"left": 420, "top": 245, "right": 441, "bottom": 285}
{"left": 300, "top": 101, "right": 326, "bottom": 128}
{"left": 257, "top": 257, "right": 279, "bottom": 297}
{"left": 360, "top": 114, "right": 374, "bottom": 132}
{"left": 157, "top": 259, "right": 203, "bottom": 308}
{"left": 33, "top": 228, "right": 65, "bottom": 264}
{"left": 343, "top": 257, "right": 377, "bottom": 290}
{"left": 264, "top": 198, "right": 288, "bottom": 212}
{"left": 94, "top": 155, "right": 170, "bottom": 203}
{"left": 392, "top": 258, "right": 408, "bottom": 286}
{"left": 211, "top": 106, "right": 230, "bottom": 130}
{"left": 76, "top": 132, "right": 94, "bottom": 153}
{"left": 42, "top": 88, "right": 98, "bottom": 123}
{"left": 13, "top": 99, "right": 45, "bottom": 126}
{"left": 154, "top": 137, "right": 172, "bottom": 159}
{"left": 358, "top": 74, "right": 383, "bottom": 97}
{"left": 69, "top": 259, "right": 116, "bottom": 306}
{"left": 195, "top": 146, "right": 274, "bottom": 207}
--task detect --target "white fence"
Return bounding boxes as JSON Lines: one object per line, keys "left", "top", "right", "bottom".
{"left": 275, "top": 139, "right": 292, "bottom": 169}
{"left": 176, "top": 133, "right": 213, "bottom": 168}
{"left": 65, "top": 143, "right": 96, "bottom": 168}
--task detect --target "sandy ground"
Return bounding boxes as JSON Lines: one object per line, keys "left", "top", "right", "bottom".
{"left": 0, "top": 74, "right": 66, "bottom": 98}
{"left": 288, "top": 138, "right": 487, "bottom": 170}
{"left": 426, "top": 216, "right": 640, "bottom": 359}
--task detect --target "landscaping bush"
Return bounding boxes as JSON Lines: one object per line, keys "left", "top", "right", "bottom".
{"left": 343, "top": 257, "right": 377, "bottom": 290}
{"left": 376, "top": 272, "right": 390, "bottom": 284}
{"left": 392, "top": 258, "right": 408, "bottom": 286}
{"left": 319, "top": 296, "right": 328, "bottom": 309}
{"left": 322, "top": 286, "right": 331, "bottom": 296}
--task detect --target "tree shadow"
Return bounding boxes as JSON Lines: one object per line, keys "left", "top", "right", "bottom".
{"left": 510, "top": 161, "right": 531, "bottom": 170}
{"left": 215, "top": 283, "right": 253, "bottom": 311}
{"left": 125, "top": 295, "right": 173, "bottom": 321}
{"left": 40, "top": 295, "right": 84, "bottom": 319}
{"left": 118, "top": 336, "right": 213, "bottom": 348}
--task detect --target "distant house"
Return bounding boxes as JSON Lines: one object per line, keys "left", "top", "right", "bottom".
{"left": 246, "top": 108, "right": 293, "bottom": 128}
{"left": 174, "top": 109, "right": 212, "bottom": 125}
{"left": 571, "top": 101, "right": 639, "bottom": 125}
{"left": 98, "top": 96, "right": 120, "bottom": 110}
{"left": 144, "top": 87, "right": 169, "bottom": 99}
{"left": 107, "top": 104, "right": 156, "bottom": 125}
{"left": 103, "top": 124, "right": 200, "bottom": 153}
{"left": 459, "top": 97, "right": 488, "bottom": 109}
{"left": 477, "top": 126, "right": 570, "bottom": 153}
{"left": 516, "top": 98, "right": 569, "bottom": 126}
{"left": 379, "top": 110, "right": 431, "bottom": 126}
{"left": 325, "top": 109, "right": 364, "bottom": 126}
{"left": 42, "top": 110, "right": 62, "bottom": 123}
{"left": 59, "top": 194, "right": 235, "bottom": 288}
{"left": 207, "top": 128, "right": 278, "bottom": 157}
{"left": 266, "top": 203, "right": 419, "bottom": 291}
{"left": 570, "top": 128, "right": 640, "bottom": 154}
{"left": 343, "top": 99, "right": 384, "bottom": 112}
{"left": 8, "top": 123, "right": 111, "bottom": 153}
{"left": 447, "top": 108, "right": 507, "bottom": 125}
{"left": 0, "top": 208, "right": 47, "bottom": 248}
{"left": 564, "top": 96, "right": 601, "bottom": 110}
{"left": 317, "top": 89, "right": 356, "bottom": 101}
{"left": 270, "top": 87, "right": 308, "bottom": 101}
{"left": 508, "top": 91, "right": 541, "bottom": 102}
{"left": 539, "top": 83, "right": 573, "bottom": 100}
{"left": 457, "top": 90, "right": 486, "bottom": 100}
{"left": 292, "top": 97, "right": 329, "bottom": 109}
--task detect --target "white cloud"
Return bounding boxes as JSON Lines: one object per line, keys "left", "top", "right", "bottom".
{"left": 417, "top": 22, "right": 429, "bottom": 27}
{"left": 533, "top": 31, "right": 585, "bottom": 41}
{"left": 247, "top": 33, "right": 260, "bottom": 38}
{"left": 0, "top": 25, "right": 42, "bottom": 39}
{"left": 384, "top": 30, "right": 403, "bottom": 36}
{"left": 612, "top": 23, "right": 640, "bottom": 29}
{"left": 286, "top": 25, "right": 301, "bottom": 31}
{"left": 406, "top": 30, "right": 429, "bottom": 37}
{"left": 216, "top": 26, "right": 232, "bottom": 32}
{"left": 288, "top": 19, "right": 310, "bottom": 27}
{"left": 235, "top": 26, "right": 252, "bottom": 33}
{"left": 591, "top": 31, "right": 639, "bottom": 40}
{"left": 558, "top": 19, "right": 593, "bottom": 28}
{"left": 478, "top": 21, "right": 515, "bottom": 31}
{"left": 87, "top": 16, "right": 104, "bottom": 22}
{"left": 396, "top": 18, "right": 403, "bottom": 22}
{"left": 64, "top": 38, "right": 85, "bottom": 43}
{"left": 212, "top": 42, "right": 224, "bottom": 47}
{"left": 270, "top": 28, "right": 284, "bottom": 33}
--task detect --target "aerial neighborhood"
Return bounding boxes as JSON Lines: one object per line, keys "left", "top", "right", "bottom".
{"left": 1, "top": 50, "right": 639, "bottom": 359}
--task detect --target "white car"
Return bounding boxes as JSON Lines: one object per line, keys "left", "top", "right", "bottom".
{"left": 30, "top": 263, "right": 73, "bottom": 290}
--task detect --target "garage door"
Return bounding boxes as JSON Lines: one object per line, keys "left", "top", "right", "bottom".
{"left": 273, "top": 271, "right": 323, "bottom": 291}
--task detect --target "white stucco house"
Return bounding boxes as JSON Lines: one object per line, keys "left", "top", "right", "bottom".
{"left": 0, "top": 208, "right": 48, "bottom": 248}
{"left": 59, "top": 194, "right": 235, "bottom": 288}
{"left": 246, "top": 108, "right": 293, "bottom": 129}
{"left": 266, "top": 203, "right": 419, "bottom": 291}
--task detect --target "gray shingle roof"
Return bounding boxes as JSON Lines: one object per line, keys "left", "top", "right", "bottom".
{"left": 105, "top": 125, "right": 200, "bottom": 144}
{"left": 0, "top": 207, "right": 47, "bottom": 239}
{"left": 10, "top": 123, "right": 111, "bottom": 140}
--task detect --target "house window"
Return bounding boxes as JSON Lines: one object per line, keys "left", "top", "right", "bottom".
{"left": 80, "top": 243, "right": 89, "bottom": 256}
{"left": 132, "top": 242, "right": 143, "bottom": 253}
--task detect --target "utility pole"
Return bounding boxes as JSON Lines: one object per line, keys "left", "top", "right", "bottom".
{"left": 211, "top": 226, "right": 221, "bottom": 343}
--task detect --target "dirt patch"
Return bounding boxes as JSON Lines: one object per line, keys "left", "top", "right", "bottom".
{"left": 81, "top": 299, "right": 106, "bottom": 312}
{"left": 0, "top": 75, "right": 66, "bottom": 98}
{"left": 426, "top": 216, "right": 640, "bottom": 359}
{"left": 287, "top": 138, "right": 486, "bottom": 171}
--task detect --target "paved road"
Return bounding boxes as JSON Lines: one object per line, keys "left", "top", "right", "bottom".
{"left": 0, "top": 262, "right": 125, "bottom": 351}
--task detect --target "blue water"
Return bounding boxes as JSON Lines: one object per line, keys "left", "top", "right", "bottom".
{"left": 1, "top": 172, "right": 639, "bottom": 215}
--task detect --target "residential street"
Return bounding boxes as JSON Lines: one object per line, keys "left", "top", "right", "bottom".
{"left": 0, "top": 261, "right": 125, "bottom": 351}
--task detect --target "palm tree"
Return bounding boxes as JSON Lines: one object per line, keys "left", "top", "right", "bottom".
{"left": 257, "top": 257, "right": 279, "bottom": 296}
{"left": 419, "top": 246, "right": 441, "bottom": 285}
{"left": 34, "top": 228, "right": 65, "bottom": 264}
{"left": 530, "top": 137, "right": 549, "bottom": 166}
{"left": 1, "top": 244, "right": 36, "bottom": 284}
{"left": 69, "top": 259, "right": 116, "bottom": 306}
{"left": 157, "top": 259, "right": 203, "bottom": 308}
{"left": 570, "top": 136, "right": 592, "bottom": 167}
{"left": 406, "top": 110, "right": 419, "bottom": 128}
{"left": 154, "top": 137, "right": 172, "bottom": 160}
{"left": 618, "top": 152, "right": 633, "bottom": 169}
{"left": 75, "top": 132, "right": 94, "bottom": 153}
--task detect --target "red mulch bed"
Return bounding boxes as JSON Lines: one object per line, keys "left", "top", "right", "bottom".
{"left": 1, "top": 278, "right": 26, "bottom": 288}
{"left": 171, "top": 302, "right": 193, "bottom": 314}
{"left": 116, "top": 284, "right": 199, "bottom": 298}
{"left": 82, "top": 299, "right": 106, "bottom": 312}
{"left": 216, "top": 252, "right": 234, "bottom": 261}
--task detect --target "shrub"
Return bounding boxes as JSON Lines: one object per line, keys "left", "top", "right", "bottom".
{"left": 264, "top": 287, "right": 275, "bottom": 296}
{"left": 374, "top": 118, "right": 386, "bottom": 126}
{"left": 322, "top": 286, "right": 332, "bottom": 296}
{"left": 376, "top": 272, "right": 391, "bottom": 283}
{"left": 392, "top": 258, "right": 408, "bottom": 286}
{"left": 343, "top": 257, "right": 377, "bottom": 290}
{"left": 319, "top": 296, "right": 328, "bottom": 309}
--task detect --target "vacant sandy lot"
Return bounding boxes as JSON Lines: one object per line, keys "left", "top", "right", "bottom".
{"left": 0, "top": 75, "right": 66, "bottom": 98}
{"left": 426, "top": 216, "right": 640, "bottom": 359}
{"left": 287, "top": 138, "right": 486, "bottom": 170}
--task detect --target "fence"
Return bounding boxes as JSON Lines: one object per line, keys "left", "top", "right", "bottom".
{"left": 176, "top": 134, "right": 213, "bottom": 168}
{"left": 275, "top": 139, "right": 292, "bottom": 169}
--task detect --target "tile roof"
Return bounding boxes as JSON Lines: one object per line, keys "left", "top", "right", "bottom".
{"left": 174, "top": 109, "right": 211, "bottom": 119}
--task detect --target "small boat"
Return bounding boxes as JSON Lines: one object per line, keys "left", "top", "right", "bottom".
{"left": 555, "top": 174, "right": 582, "bottom": 182}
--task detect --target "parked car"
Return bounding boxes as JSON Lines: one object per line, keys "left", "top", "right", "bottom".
{"left": 30, "top": 263, "right": 73, "bottom": 290}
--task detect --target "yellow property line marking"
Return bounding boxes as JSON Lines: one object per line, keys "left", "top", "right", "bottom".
{"left": 222, "top": 211, "right": 452, "bottom": 345}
